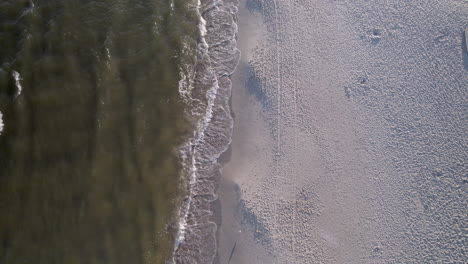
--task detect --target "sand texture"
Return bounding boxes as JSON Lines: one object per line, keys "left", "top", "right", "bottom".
{"left": 217, "top": 0, "right": 468, "bottom": 263}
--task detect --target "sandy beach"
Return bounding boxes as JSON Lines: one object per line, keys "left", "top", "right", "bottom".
{"left": 216, "top": 0, "right": 467, "bottom": 263}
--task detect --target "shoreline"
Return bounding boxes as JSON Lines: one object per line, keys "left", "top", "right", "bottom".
{"left": 171, "top": 0, "right": 241, "bottom": 263}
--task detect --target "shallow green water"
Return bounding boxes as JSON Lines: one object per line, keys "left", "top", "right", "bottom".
{"left": 0, "top": 1, "right": 197, "bottom": 263}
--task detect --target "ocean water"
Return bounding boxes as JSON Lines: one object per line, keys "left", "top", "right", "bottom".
{"left": 0, "top": 0, "right": 201, "bottom": 263}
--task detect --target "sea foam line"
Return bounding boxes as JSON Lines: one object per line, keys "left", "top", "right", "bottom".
{"left": 173, "top": 0, "right": 212, "bottom": 253}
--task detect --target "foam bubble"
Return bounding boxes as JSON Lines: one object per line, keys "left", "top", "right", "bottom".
{"left": 0, "top": 111, "right": 4, "bottom": 135}
{"left": 12, "top": 71, "right": 23, "bottom": 98}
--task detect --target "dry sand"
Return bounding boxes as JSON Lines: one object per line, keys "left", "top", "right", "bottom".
{"left": 217, "top": 0, "right": 467, "bottom": 263}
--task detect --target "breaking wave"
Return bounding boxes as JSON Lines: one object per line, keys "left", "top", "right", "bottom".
{"left": 172, "top": 0, "right": 240, "bottom": 263}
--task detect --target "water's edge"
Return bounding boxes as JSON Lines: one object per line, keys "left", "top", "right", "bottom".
{"left": 172, "top": 0, "right": 240, "bottom": 263}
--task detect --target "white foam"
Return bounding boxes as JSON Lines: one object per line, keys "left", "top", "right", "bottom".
{"left": 198, "top": 0, "right": 208, "bottom": 46}
{"left": 0, "top": 111, "right": 3, "bottom": 135}
{"left": 170, "top": 0, "right": 175, "bottom": 13}
{"left": 178, "top": 67, "right": 195, "bottom": 103}
{"left": 12, "top": 71, "right": 22, "bottom": 98}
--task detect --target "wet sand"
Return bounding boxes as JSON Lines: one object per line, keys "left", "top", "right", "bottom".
{"left": 217, "top": 0, "right": 467, "bottom": 263}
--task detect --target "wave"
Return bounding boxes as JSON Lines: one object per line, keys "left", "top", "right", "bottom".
{"left": 172, "top": 0, "right": 240, "bottom": 263}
